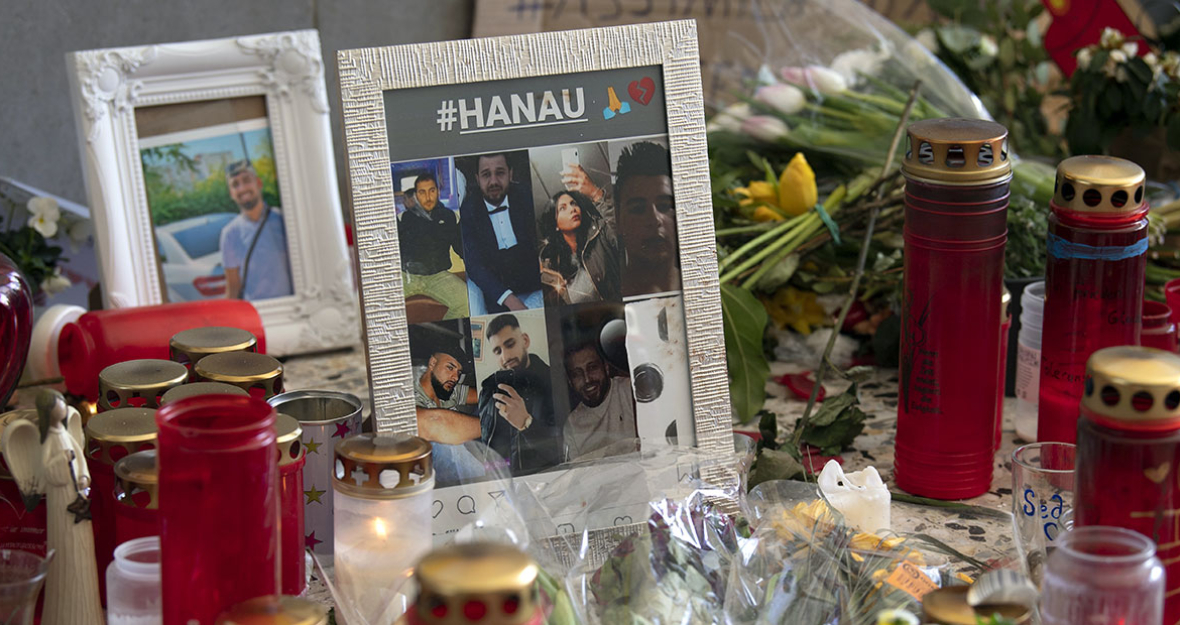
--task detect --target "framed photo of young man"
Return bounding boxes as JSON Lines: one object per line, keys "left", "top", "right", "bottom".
{"left": 67, "top": 30, "right": 357, "bottom": 355}
{"left": 338, "top": 21, "right": 731, "bottom": 537}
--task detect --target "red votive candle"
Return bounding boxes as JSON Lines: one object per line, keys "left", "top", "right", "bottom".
{"left": 113, "top": 449, "right": 158, "bottom": 544}
{"left": 156, "top": 395, "right": 278, "bottom": 625}
{"left": 58, "top": 300, "right": 266, "bottom": 400}
{"left": 1141, "top": 300, "right": 1177, "bottom": 353}
{"left": 275, "top": 414, "right": 306, "bottom": 596}
{"left": 895, "top": 118, "right": 1011, "bottom": 500}
{"left": 996, "top": 287, "right": 1012, "bottom": 451}
{"left": 1074, "top": 346, "right": 1180, "bottom": 624}
{"left": 1037, "top": 156, "right": 1148, "bottom": 444}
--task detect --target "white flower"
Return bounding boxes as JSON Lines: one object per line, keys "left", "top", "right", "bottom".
{"left": 40, "top": 267, "right": 70, "bottom": 296}
{"left": 830, "top": 48, "right": 889, "bottom": 87}
{"left": 66, "top": 219, "right": 92, "bottom": 253}
{"left": 740, "top": 115, "right": 790, "bottom": 142}
{"left": 1111, "top": 49, "right": 1128, "bottom": 64}
{"left": 1100, "top": 27, "right": 1126, "bottom": 50}
{"left": 1077, "top": 47, "right": 1093, "bottom": 70}
{"left": 780, "top": 65, "right": 848, "bottom": 95}
{"left": 755, "top": 64, "right": 777, "bottom": 87}
{"left": 706, "top": 102, "right": 752, "bottom": 134}
{"left": 978, "top": 35, "right": 999, "bottom": 58}
{"left": 754, "top": 83, "right": 805, "bottom": 115}
{"left": 915, "top": 28, "right": 938, "bottom": 53}
{"left": 1162, "top": 51, "right": 1180, "bottom": 79}
{"left": 1123, "top": 41, "right": 1139, "bottom": 57}
{"left": 26, "top": 196, "right": 60, "bottom": 239}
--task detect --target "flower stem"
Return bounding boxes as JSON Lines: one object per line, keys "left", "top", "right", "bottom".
{"left": 716, "top": 223, "right": 778, "bottom": 237}
{"left": 717, "top": 212, "right": 810, "bottom": 272}
{"left": 720, "top": 214, "right": 817, "bottom": 284}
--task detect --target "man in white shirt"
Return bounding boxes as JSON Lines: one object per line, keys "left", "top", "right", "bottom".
{"left": 458, "top": 152, "right": 543, "bottom": 314}
{"left": 562, "top": 341, "right": 637, "bottom": 460}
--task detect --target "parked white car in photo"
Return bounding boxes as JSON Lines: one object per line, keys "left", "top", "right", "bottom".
{"left": 155, "top": 212, "right": 234, "bottom": 301}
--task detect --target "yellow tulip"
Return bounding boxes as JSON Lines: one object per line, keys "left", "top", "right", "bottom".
{"left": 778, "top": 152, "right": 818, "bottom": 216}
{"left": 752, "top": 206, "right": 784, "bottom": 222}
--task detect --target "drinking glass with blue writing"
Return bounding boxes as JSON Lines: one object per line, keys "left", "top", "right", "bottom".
{"left": 1012, "top": 442, "right": 1076, "bottom": 586}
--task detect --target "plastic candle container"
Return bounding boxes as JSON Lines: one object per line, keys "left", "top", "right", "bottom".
{"left": 1074, "top": 346, "right": 1180, "bottom": 623}
{"left": 1014, "top": 281, "right": 1046, "bottom": 442}
{"left": 996, "top": 287, "right": 1012, "bottom": 451}
{"left": 58, "top": 300, "right": 265, "bottom": 400}
{"left": 106, "top": 536, "right": 162, "bottom": 625}
{"left": 156, "top": 395, "right": 279, "bottom": 625}
{"left": 1037, "top": 156, "right": 1148, "bottom": 444}
{"left": 334, "top": 434, "right": 433, "bottom": 625}
{"left": 84, "top": 406, "right": 157, "bottom": 606}
{"left": 1040, "top": 526, "right": 1164, "bottom": 625}
{"left": 895, "top": 118, "right": 1011, "bottom": 499}
{"left": 395, "top": 543, "right": 545, "bottom": 625}
{"left": 1141, "top": 300, "right": 1178, "bottom": 352}
{"left": 274, "top": 414, "right": 306, "bottom": 596}
{"left": 113, "top": 450, "right": 158, "bottom": 545}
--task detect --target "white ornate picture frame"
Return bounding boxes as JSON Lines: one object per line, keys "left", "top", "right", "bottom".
{"left": 338, "top": 21, "right": 734, "bottom": 537}
{"left": 67, "top": 30, "right": 357, "bottom": 355}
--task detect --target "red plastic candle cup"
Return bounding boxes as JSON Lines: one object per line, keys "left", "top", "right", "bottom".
{"left": 58, "top": 300, "right": 266, "bottom": 400}
{"left": 113, "top": 450, "right": 158, "bottom": 545}
{"left": 83, "top": 407, "right": 157, "bottom": 607}
{"left": 895, "top": 119, "right": 1011, "bottom": 500}
{"left": 1073, "top": 346, "right": 1180, "bottom": 623}
{"left": 156, "top": 395, "right": 279, "bottom": 625}
{"left": 274, "top": 415, "right": 306, "bottom": 596}
{"left": 996, "top": 288, "right": 1012, "bottom": 452}
{"left": 1166, "top": 279, "right": 1180, "bottom": 326}
{"left": 1037, "top": 156, "right": 1148, "bottom": 445}
{"left": 1142, "top": 300, "right": 1178, "bottom": 353}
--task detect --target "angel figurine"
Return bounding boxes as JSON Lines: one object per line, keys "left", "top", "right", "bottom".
{"left": 2, "top": 390, "right": 103, "bottom": 625}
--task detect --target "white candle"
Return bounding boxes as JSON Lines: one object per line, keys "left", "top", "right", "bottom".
{"left": 818, "top": 460, "right": 891, "bottom": 533}
{"left": 334, "top": 498, "right": 430, "bottom": 625}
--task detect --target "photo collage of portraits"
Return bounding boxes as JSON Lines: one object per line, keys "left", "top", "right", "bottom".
{"left": 393, "top": 135, "right": 695, "bottom": 487}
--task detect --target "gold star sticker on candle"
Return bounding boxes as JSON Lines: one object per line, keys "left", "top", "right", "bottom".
{"left": 304, "top": 485, "right": 326, "bottom": 505}
{"left": 304, "top": 438, "right": 322, "bottom": 454}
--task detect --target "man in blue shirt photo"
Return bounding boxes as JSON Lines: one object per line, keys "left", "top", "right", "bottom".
{"left": 220, "top": 160, "right": 294, "bottom": 301}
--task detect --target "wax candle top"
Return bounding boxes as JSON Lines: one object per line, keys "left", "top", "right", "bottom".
{"left": 1082, "top": 346, "right": 1180, "bottom": 429}
{"left": 1053, "top": 156, "right": 1146, "bottom": 216}
{"left": 902, "top": 118, "right": 1011, "bottom": 185}
{"left": 275, "top": 414, "right": 304, "bottom": 468}
{"left": 333, "top": 433, "right": 433, "bottom": 499}
{"left": 114, "top": 449, "right": 157, "bottom": 510}
{"left": 414, "top": 543, "right": 539, "bottom": 625}
{"left": 214, "top": 594, "right": 327, "bottom": 625}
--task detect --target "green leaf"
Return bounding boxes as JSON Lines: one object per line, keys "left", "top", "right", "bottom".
{"left": 749, "top": 448, "right": 805, "bottom": 487}
{"left": 796, "top": 384, "right": 868, "bottom": 453}
{"left": 757, "top": 409, "right": 778, "bottom": 451}
{"left": 936, "top": 25, "right": 982, "bottom": 55}
{"left": 754, "top": 253, "right": 799, "bottom": 292}
{"left": 721, "top": 284, "right": 770, "bottom": 424}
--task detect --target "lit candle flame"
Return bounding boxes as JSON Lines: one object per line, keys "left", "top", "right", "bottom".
{"left": 373, "top": 518, "right": 388, "bottom": 539}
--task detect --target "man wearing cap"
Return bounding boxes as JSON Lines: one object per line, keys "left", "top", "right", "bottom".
{"left": 220, "top": 160, "right": 293, "bottom": 301}
{"left": 413, "top": 342, "right": 485, "bottom": 484}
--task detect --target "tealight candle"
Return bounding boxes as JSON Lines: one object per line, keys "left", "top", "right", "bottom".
{"left": 333, "top": 434, "right": 433, "bottom": 625}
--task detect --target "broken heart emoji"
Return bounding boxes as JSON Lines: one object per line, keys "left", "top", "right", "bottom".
{"left": 1145, "top": 462, "right": 1171, "bottom": 484}
{"left": 628, "top": 77, "right": 655, "bottom": 106}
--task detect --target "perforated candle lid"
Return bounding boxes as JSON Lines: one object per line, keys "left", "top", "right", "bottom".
{"left": 1054, "top": 155, "right": 1145, "bottom": 215}
{"left": 275, "top": 413, "right": 304, "bottom": 467}
{"left": 1083, "top": 346, "right": 1180, "bottom": 427}
{"left": 333, "top": 433, "right": 433, "bottom": 499}
{"left": 414, "top": 543, "right": 539, "bottom": 625}
{"left": 923, "top": 586, "right": 1030, "bottom": 624}
{"left": 98, "top": 359, "right": 188, "bottom": 410}
{"left": 84, "top": 407, "right": 158, "bottom": 465}
{"left": 170, "top": 326, "right": 256, "bottom": 355}
{"left": 160, "top": 382, "right": 249, "bottom": 405}
{"left": 902, "top": 118, "right": 1011, "bottom": 185}
{"left": 114, "top": 449, "right": 157, "bottom": 510}
{"left": 194, "top": 352, "right": 283, "bottom": 383}
{"left": 214, "top": 595, "right": 328, "bottom": 625}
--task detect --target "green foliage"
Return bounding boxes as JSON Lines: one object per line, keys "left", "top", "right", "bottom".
{"left": 1005, "top": 195, "right": 1049, "bottom": 279}
{"left": 0, "top": 194, "right": 64, "bottom": 294}
{"left": 140, "top": 146, "right": 282, "bottom": 226}
{"left": 721, "top": 284, "right": 770, "bottom": 424}
{"left": 793, "top": 384, "right": 868, "bottom": 456}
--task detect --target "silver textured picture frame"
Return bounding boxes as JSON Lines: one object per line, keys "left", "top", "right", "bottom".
{"left": 67, "top": 30, "right": 358, "bottom": 356}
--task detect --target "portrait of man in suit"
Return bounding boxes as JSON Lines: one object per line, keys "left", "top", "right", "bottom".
{"left": 457, "top": 151, "right": 543, "bottom": 314}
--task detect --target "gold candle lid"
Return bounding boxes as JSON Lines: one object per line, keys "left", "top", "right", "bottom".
{"left": 902, "top": 118, "right": 1011, "bottom": 185}
{"left": 333, "top": 433, "right": 433, "bottom": 499}
{"left": 414, "top": 543, "right": 539, "bottom": 625}
{"left": 114, "top": 449, "right": 158, "bottom": 510}
{"left": 194, "top": 352, "right": 284, "bottom": 398}
{"left": 1083, "top": 346, "right": 1180, "bottom": 426}
{"left": 160, "top": 382, "right": 249, "bottom": 405}
{"left": 98, "top": 359, "right": 188, "bottom": 410}
{"left": 275, "top": 414, "right": 304, "bottom": 468}
{"left": 84, "top": 407, "right": 158, "bottom": 465}
{"left": 923, "top": 586, "right": 1031, "bottom": 624}
{"left": 1053, "top": 155, "right": 1145, "bottom": 214}
{"left": 214, "top": 595, "right": 328, "bottom": 625}
{"left": 170, "top": 326, "right": 257, "bottom": 365}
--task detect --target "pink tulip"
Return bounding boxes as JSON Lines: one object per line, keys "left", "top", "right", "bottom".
{"left": 741, "top": 115, "right": 790, "bottom": 142}
{"left": 780, "top": 65, "right": 848, "bottom": 95}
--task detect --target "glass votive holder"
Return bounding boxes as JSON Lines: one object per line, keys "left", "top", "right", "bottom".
{"left": 98, "top": 360, "right": 188, "bottom": 411}
{"left": 106, "top": 536, "right": 161, "bottom": 625}
{"left": 334, "top": 434, "right": 433, "bottom": 625}
{"left": 156, "top": 395, "right": 279, "bottom": 624}
{"left": 1040, "top": 526, "right": 1164, "bottom": 624}
{"left": 193, "top": 352, "right": 284, "bottom": 400}
{"left": 169, "top": 326, "right": 257, "bottom": 380}
{"left": 159, "top": 382, "right": 248, "bottom": 406}
{"left": 267, "top": 390, "right": 364, "bottom": 556}
{"left": 114, "top": 450, "right": 158, "bottom": 545}
{"left": 0, "top": 548, "right": 52, "bottom": 625}
{"left": 274, "top": 414, "right": 306, "bottom": 596}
